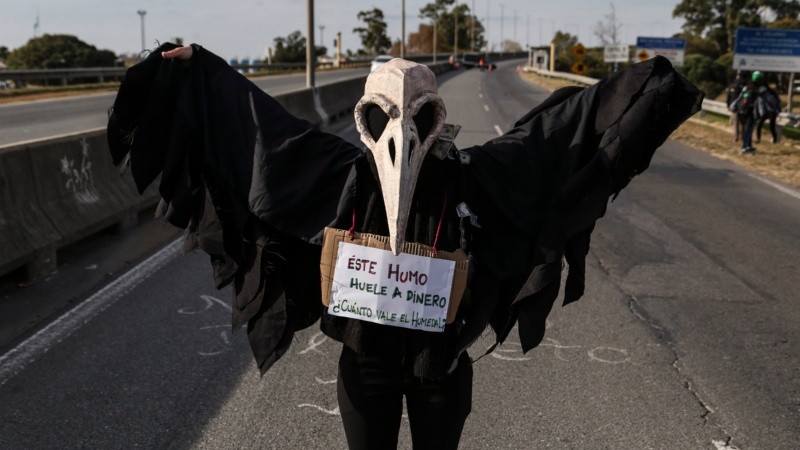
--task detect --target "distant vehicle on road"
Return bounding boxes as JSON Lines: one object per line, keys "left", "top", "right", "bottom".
{"left": 461, "top": 53, "right": 496, "bottom": 72}
{"left": 370, "top": 55, "right": 393, "bottom": 72}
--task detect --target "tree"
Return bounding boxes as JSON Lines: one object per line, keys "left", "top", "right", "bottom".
{"left": 418, "top": 1, "right": 485, "bottom": 53}
{"left": 551, "top": 31, "right": 579, "bottom": 72}
{"left": 6, "top": 34, "right": 116, "bottom": 69}
{"left": 672, "top": 0, "right": 762, "bottom": 54}
{"left": 594, "top": 2, "right": 622, "bottom": 46}
{"left": 681, "top": 53, "right": 728, "bottom": 97}
{"left": 767, "top": 17, "right": 800, "bottom": 29}
{"left": 0, "top": 46, "right": 8, "bottom": 61}
{"left": 405, "top": 23, "right": 436, "bottom": 54}
{"left": 760, "top": 0, "right": 800, "bottom": 19}
{"left": 354, "top": 8, "right": 392, "bottom": 55}
{"left": 271, "top": 30, "right": 325, "bottom": 63}
{"left": 500, "top": 40, "right": 522, "bottom": 52}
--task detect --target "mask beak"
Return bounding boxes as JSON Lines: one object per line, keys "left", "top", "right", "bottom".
{"left": 374, "top": 128, "right": 421, "bottom": 256}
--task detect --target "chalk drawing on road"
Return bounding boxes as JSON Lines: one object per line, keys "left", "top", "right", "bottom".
{"left": 177, "top": 295, "right": 234, "bottom": 356}
{"left": 298, "top": 404, "right": 340, "bottom": 415}
{"left": 60, "top": 138, "right": 99, "bottom": 204}
{"left": 491, "top": 348, "right": 532, "bottom": 361}
{"left": 587, "top": 346, "right": 630, "bottom": 364}
{"left": 538, "top": 338, "right": 585, "bottom": 362}
{"left": 197, "top": 324, "right": 233, "bottom": 356}
{"left": 712, "top": 439, "right": 740, "bottom": 450}
{"left": 178, "top": 294, "right": 231, "bottom": 315}
{"left": 298, "top": 332, "right": 330, "bottom": 355}
{"left": 491, "top": 337, "right": 632, "bottom": 364}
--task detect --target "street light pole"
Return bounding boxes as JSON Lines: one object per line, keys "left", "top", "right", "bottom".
{"left": 454, "top": 3, "right": 459, "bottom": 61}
{"left": 471, "top": 0, "right": 475, "bottom": 52}
{"left": 499, "top": 3, "right": 504, "bottom": 51}
{"left": 319, "top": 24, "right": 325, "bottom": 49}
{"left": 433, "top": 9, "right": 438, "bottom": 63}
{"left": 306, "top": 0, "right": 315, "bottom": 88}
{"left": 137, "top": 10, "right": 146, "bottom": 52}
{"left": 401, "top": 0, "right": 406, "bottom": 59}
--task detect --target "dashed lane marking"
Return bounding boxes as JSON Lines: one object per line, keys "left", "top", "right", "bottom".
{"left": 494, "top": 125, "right": 503, "bottom": 136}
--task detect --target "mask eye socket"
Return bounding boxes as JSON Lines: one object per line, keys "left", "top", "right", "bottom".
{"left": 413, "top": 102, "right": 435, "bottom": 143}
{"left": 365, "top": 104, "right": 389, "bottom": 141}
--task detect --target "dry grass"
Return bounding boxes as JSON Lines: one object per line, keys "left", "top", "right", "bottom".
{"left": 520, "top": 71, "right": 800, "bottom": 188}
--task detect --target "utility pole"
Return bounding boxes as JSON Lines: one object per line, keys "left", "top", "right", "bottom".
{"left": 306, "top": 0, "right": 315, "bottom": 88}
{"left": 319, "top": 24, "right": 325, "bottom": 49}
{"left": 486, "top": 0, "right": 490, "bottom": 52}
{"left": 471, "top": 0, "right": 475, "bottom": 52}
{"left": 401, "top": 0, "right": 406, "bottom": 58}
{"left": 433, "top": 9, "right": 438, "bottom": 63}
{"left": 454, "top": 3, "right": 459, "bottom": 61}
{"left": 499, "top": 3, "right": 504, "bottom": 51}
{"left": 513, "top": 10, "right": 517, "bottom": 43}
{"left": 137, "top": 10, "right": 146, "bottom": 52}
{"left": 526, "top": 14, "right": 530, "bottom": 48}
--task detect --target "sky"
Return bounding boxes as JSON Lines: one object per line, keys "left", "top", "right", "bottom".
{"left": 2, "top": 1, "right": 684, "bottom": 62}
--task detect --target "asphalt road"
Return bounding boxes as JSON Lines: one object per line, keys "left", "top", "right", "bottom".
{"left": 1, "top": 60, "right": 799, "bottom": 449}
{"left": 0, "top": 67, "right": 370, "bottom": 147}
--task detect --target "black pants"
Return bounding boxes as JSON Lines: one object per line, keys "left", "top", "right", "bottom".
{"left": 337, "top": 346, "right": 473, "bottom": 450}
{"left": 756, "top": 115, "right": 778, "bottom": 142}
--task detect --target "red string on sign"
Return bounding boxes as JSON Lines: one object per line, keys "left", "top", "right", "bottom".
{"left": 431, "top": 194, "right": 448, "bottom": 257}
{"left": 348, "top": 206, "right": 356, "bottom": 240}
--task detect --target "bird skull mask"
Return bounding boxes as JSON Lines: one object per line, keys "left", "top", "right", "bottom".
{"left": 354, "top": 59, "right": 446, "bottom": 255}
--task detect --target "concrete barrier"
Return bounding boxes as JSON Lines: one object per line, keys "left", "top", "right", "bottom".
{"left": 316, "top": 76, "right": 368, "bottom": 122}
{"left": 0, "top": 146, "right": 61, "bottom": 278}
{"left": 0, "top": 129, "right": 160, "bottom": 279}
{"left": 274, "top": 88, "right": 325, "bottom": 126}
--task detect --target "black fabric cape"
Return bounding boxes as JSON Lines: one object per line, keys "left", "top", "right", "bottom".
{"left": 108, "top": 44, "right": 702, "bottom": 376}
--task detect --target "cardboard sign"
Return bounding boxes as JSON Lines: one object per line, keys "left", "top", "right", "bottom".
{"left": 320, "top": 228, "right": 469, "bottom": 328}
{"left": 328, "top": 242, "right": 453, "bottom": 332}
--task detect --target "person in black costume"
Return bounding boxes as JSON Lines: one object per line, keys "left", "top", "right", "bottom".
{"left": 108, "top": 44, "right": 702, "bottom": 449}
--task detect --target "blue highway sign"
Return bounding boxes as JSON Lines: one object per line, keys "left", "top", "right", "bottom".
{"left": 733, "top": 28, "right": 800, "bottom": 72}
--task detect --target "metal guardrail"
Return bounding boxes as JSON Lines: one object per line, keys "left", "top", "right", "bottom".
{"left": 1, "top": 67, "right": 127, "bottom": 85}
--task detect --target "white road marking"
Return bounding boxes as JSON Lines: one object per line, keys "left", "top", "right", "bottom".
{"left": 315, "top": 376, "right": 337, "bottom": 385}
{"left": 0, "top": 238, "right": 183, "bottom": 387}
{"left": 494, "top": 125, "right": 503, "bottom": 136}
{"left": 483, "top": 104, "right": 490, "bottom": 112}
{"left": 747, "top": 173, "right": 800, "bottom": 201}
{"left": 478, "top": 93, "right": 483, "bottom": 99}
{"left": 298, "top": 404, "right": 340, "bottom": 415}
{"left": 712, "top": 439, "right": 739, "bottom": 449}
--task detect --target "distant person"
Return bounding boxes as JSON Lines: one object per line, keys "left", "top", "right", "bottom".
{"left": 726, "top": 72, "right": 747, "bottom": 142}
{"left": 752, "top": 71, "right": 781, "bottom": 144}
{"left": 729, "top": 78, "right": 757, "bottom": 153}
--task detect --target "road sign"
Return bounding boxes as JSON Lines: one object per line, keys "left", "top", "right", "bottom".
{"left": 571, "top": 43, "right": 587, "bottom": 59}
{"left": 604, "top": 44, "right": 629, "bottom": 63}
{"left": 637, "top": 49, "right": 651, "bottom": 61}
{"left": 733, "top": 27, "right": 800, "bottom": 72}
{"left": 636, "top": 37, "right": 685, "bottom": 66}
{"left": 571, "top": 61, "right": 587, "bottom": 75}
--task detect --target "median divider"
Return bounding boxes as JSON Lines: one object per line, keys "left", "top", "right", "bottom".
{"left": 0, "top": 129, "right": 160, "bottom": 280}
{"left": 0, "top": 64, "right": 457, "bottom": 281}
{"left": 0, "top": 145, "right": 61, "bottom": 277}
